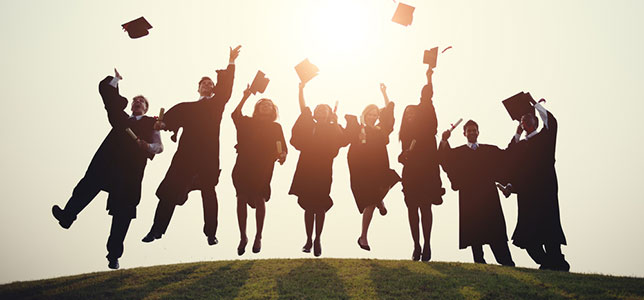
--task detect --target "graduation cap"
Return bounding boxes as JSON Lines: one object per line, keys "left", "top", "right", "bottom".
{"left": 250, "top": 70, "right": 270, "bottom": 95}
{"left": 122, "top": 17, "right": 152, "bottom": 39}
{"left": 392, "top": 3, "right": 415, "bottom": 26}
{"left": 423, "top": 47, "right": 438, "bottom": 68}
{"left": 502, "top": 92, "right": 536, "bottom": 121}
{"left": 295, "top": 58, "right": 319, "bottom": 83}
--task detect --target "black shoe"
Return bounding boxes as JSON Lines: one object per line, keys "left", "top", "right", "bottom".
{"left": 358, "top": 238, "right": 371, "bottom": 251}
{"left": 412, "top": 245, "right": 421, "bottom": 261}
{"left": 207, "top": 235, "right": 218, "bottom": 246}
{"left": 302, "top": 240, "right": 312, "bottom": 253}
{"left": 313, "top": 239, "right": 322, "bottom": 257}
{"left": 52, "top": 205, "right": 74, "bottom": 229}
{"left": 108, "top": 258, "right": 119, "bottom": 270}
{"left": 252, "top": 238, "right": 261, "bottom": 253}
{"left": 237, "top": 238, "right": 248, "bottom": 256}
{"left": 142, "top": 231, "right": 161, "bottom": 243}
{"left": 421, "top": 244, "right": 431, "bottom": 262}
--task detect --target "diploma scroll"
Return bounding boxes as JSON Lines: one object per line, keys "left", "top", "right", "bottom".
{"left": 276, "top": 141, "right": 283, "bottom": 154}
{"left": 125, "top": 128, "right": 138, "bottom": 140}
{"left": 409, "top": 139, "right": 417, "bottom": 151}
{"left": 158, "top": 108, "right": 165, "bottom": 121}
{"left": 448, "top": 118, "right": 463, "bottom": 132}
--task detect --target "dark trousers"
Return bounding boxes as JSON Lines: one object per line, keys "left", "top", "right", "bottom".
{"left": 106, "top": 215, "right": 132, "bottom": 260}
{"left": 63, "top": 175, "right": 102, "bottom": 220}
{"left": 471, "top": 242, "right": 515, "bottom": 266}
{"left": 150, "top": 188, "right": 219, "bottom": 237}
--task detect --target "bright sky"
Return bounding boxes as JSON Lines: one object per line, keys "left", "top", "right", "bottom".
{"left": 1, "top": 0, "right": 643, "bottom": 284}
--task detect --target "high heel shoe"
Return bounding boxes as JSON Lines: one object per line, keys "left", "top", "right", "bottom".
{"left": 412, "top": 245, "right": 421, "bottom": 261}
{"left": 358, "top": 238, "right": 371, "bottom": 251}
{"left": 313, "top": 239, "right": 322, "bottom": 257}
{"left": 237, "top": 237, "right": 248, "bottom": 256}
{"left": 302, "top": 240, "right": 312, "bottom": 253}
{"left": 421, "top": 244, "right": 431, "bottom": 262}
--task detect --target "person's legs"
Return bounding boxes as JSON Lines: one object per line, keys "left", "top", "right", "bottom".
{"left": 491, "top": 242, "right": 515, "bottom": 266}
{"left": 420, "top": 205, "right": 433, "bottom": 261}
{"left": 106, "top": 215, "right": 132, "bottom": 269}
{"left": 471, "top": 244, "right": 486, "bottom": 264}
{"left": 545, "top": 243, "right": 570, "bottom": 271}
{"left": 359, "top": 204, "right": 376, "bottom": 248}
{"left": 202, "top": 187, "right": 218, "bottom": 245}
{"left": 526, "top": 244, "right": 547, "bottom": 266}
{"left": 144, "top": 197, "right": 177, "bottom": 242}
{"left": 303, "top": 209, "right": 314, "bottom": 252}
{"left": 236, "top": 196, "right": 248, "bottom": 255}
{"left": 253, "top": 198, "right": 266, "bottom": 253}
{"left": 314, "top": 212, "right": 325, "bottom": 257}
{"left": 407, "top": 205, "right": 421, "bottom": 261}
{"left": 54, "top": 175, "right": 102, "bottom": 228}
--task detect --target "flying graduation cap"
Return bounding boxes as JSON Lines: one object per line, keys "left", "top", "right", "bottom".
{"left": 392, "top": 3, "right": 415, "bottom": 26}
{"left": 502, "top": 92, "right": 536, "bottom": 121}
{"left": 295, "top": 58, "right": 319, "bottom": 83}
{"left": 122, "top": 17, "right": 152, "bottom": 39}
{"left": 250, "top": 70, "right": 270, "bottom": 95}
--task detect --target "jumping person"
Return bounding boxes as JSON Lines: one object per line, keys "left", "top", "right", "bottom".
{"left": 346, "top": 83, "right": 400, "bottom": 251}
{"left": 231, "top": 84, "right": 287, "bottom": 255}
{"left": 289, "top": 80, "right": 350, "bottom": 257}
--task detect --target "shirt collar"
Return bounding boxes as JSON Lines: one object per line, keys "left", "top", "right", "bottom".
{"left": 130, "top": 114, "right": 144, "bottom": 120}
{"left": 526, "top": 130, "right": 538, "bottom": 140}
{"left": 467, "top": 142, "right": 479, "bottom": 149}
{"left": 199, "top": 93, "right": 215, "bottom": 100}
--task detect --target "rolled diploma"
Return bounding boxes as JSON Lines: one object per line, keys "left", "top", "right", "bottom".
{"left": 276, "top": 141, "right": 283, "bottom": 154}
{"left": 158, "top": 108, "right": 165, "bottom": 121}
{"left": 333, "top": 101, "right": 338, "bottom": 113}
{"left": 125, "top": 128, "right": 138, "bottom": 140}
{"left": 409, "top": 139, "right": 417, "bottom": 151}
{"left": 448, "top": 118, "right": 463, "bottom": 132}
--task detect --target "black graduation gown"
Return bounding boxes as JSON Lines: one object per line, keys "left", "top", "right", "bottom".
{"left": 231, "top": 114, "right": 287, "bottom": 208}
{"left": 506, "top": 110, "right": 567, "bottom": 248}
{"left": 92, "top": 76, "right": 156, "bottom": 218}
{"left": 156, "top": 64, "right": 235, "bottom": 205}
{"left": 289, "top": 107, "right": 349, "bottom": 212}
{"left": 440, "top": 143, "right": 509, "bottom": 249}
{"left": 400, "top": 93, "right": 444, "bottom": 207}
{"left": 347, "top": 102, "right": 401, "bottom": 213}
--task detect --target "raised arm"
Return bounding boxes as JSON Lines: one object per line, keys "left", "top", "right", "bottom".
{"left": 380, "top": 83, "right": 391, "bottom": 106}
{"left": 98, "top": 68, "right": 129, "bottom": 130}
{"left": 298, "top": 81, "right": 307, "bottom": 113}
{"left": 232, "top": 84, "right": 252, "bottom": 119}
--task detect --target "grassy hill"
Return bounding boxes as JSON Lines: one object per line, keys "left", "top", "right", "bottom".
{"left": 1, "top": 259, "right": 643, "bottom": 299}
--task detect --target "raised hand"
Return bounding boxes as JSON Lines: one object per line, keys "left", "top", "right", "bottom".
{"left": 441, "top": 130, "right": 451, "bottom": 142}
{"left": 229, "top": 45, "right": 242, "bottom": 64}
{"left": 242, "top": 83, "right": 251, "bottom": 99}
{"left": 114, "top": 68, "right": 123, "bottom": 80}
{"left": 136, "top": 138, "right": 149, "bottom": 150}
{"left": 380, "top": 83, "right": 387, "bottom": 94}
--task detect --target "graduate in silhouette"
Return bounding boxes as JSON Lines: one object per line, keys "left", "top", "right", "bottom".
{"left": 439, "top": 120, "right": 515, "bottom": 266}
{"left": 346, "top": 83, "right": 400, "bottom": 251}
{"left": 398, "top": 65, "right": 445, "bottom": 261}
{"left": 502, "top": 97, "right": 569, "bottom": 271}
{"left": 231, "top": 84, "right": 287, "bottom": 255}
{"left": 289, "top": 80, "right": 350, "bottom": 257}
{"left": 142, "top": 46, "right": 240, "bottom": 245}
{"left": 52, "top": 69, "right": 163, "bottom": 269}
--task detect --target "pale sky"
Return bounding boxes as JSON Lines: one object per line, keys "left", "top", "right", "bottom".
{"left": 1, "top": 0, "right": 643, "bottom": 284}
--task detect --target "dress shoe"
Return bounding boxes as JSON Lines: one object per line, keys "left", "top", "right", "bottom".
{"left": 313, "top": 239, "right": 322, "bottom": 257}
{"left": 421, "top": 245, "right": 431, "bottom": 262}
{"left": 237, "top": 238, "right": 248, "bottom": 256}
{"left": 357, "top": 238, "right": 371, "bottom": 251}
{"left": 108, "top": 258, "right": 119, "bottom": 270}
{"left": 252, "top": 238, "right": 261, "bottom": 253}
{"left": 52, "top": 205, "right": 74, "bottom": 229}
{"left": 207, "top": 235, "right": 219, "bottom": 246}
{"left": 142, "top": 231, "right": 161, "bottom": 243}
{"left": 412, "top": 245, "right": 421, "bottom": 261}
{"left": 302, "top": 240, "right": 312, "bottom": 253}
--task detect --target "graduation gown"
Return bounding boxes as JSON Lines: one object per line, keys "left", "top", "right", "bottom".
{"left": 90, "top": 76, "right": 156, "bottom": 218}
{"left": 346, "top": 102, "right": 401, "bottom": 213}
{"left": 289, "top": 107, "right": 349, "bottom": 212}
{"left": 400, "top": 91, "right": 444, "bottom": 206}
{"left": 507, "top": 110, "right": 566, "bottom": 248}
{"left": 156, "top": 64, "right": 235, "bottom": 205}
{"left": 231, "top": 114, "right": 287, "bottom": 208}
{"left": 440, "top": 143, "right": 509, "bottom": 249}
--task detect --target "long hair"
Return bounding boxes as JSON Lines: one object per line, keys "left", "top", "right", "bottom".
{"left": 252, "top": 98, "right": 278, "bottom": 121}
{"left": 399, "top": 104, "right": 419, "bottom": 143}
{"left": 360, "top": 104, "right": 380, "bottom": 126}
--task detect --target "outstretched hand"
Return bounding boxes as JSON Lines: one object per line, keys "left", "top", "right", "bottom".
{"left": 242, "top": 84, "right": 252, "bottom": 99}
{"left": 380, "top": 83, "right": 387, "bottom": 94}
{"left": 229, "top": 45, "right": 242, "bottom": 63}
{"left": 114, "top": 68, "right": 123, "bottom": 80}
{"left": 277, "top": 152, "right": 286, "bottom": 165}
{"left": 441, "top": 130, "right": 451, "bottom": 142}
{"left": 299, "top": 81, "right": 307, "bottom": 90}
{"left": 136, "top": 138, "right": 149, "bottom": 150}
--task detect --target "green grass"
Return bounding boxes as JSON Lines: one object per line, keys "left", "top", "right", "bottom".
{"left": 1, "top": 259, "right": 643, "bottom": 299}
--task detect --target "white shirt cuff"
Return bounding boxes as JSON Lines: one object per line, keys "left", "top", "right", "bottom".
{"left": 109, "top": 77, "right": 120, "bottom": 88}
